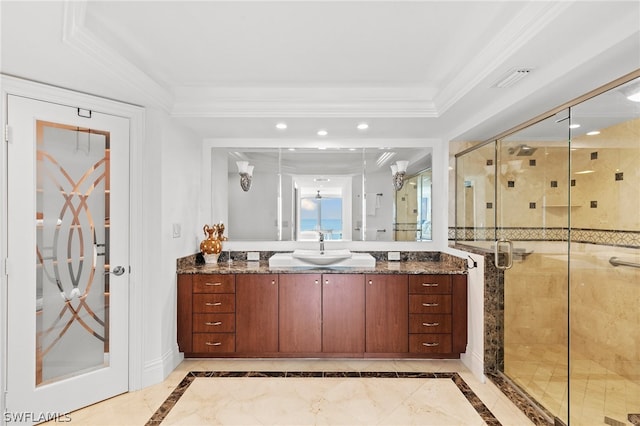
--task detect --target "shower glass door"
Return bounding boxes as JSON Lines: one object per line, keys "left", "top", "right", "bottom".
{"left": 567, "top": 77, "right": 640, "bottom": 426}
{"left": 497, "top": 111, "right": 571, "bottom": 424}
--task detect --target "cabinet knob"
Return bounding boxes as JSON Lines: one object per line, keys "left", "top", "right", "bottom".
{"left": 325, "top": 279, "right": 329, "bottom": 284}
{"left": 205, "top": 282, "right": 223, "bottom": 286}
{"left": 205, "top": 342, "right": 222, "bottom": 346}
{"left": 314, "top": 280, "right": 319, "bottom": 284}
{"left": 205, "top": 321, "right": 223, "bottom": 326}
{"left": 422, "top": 303, "right": 439, "bottom": 307}
{"left": 368, "top": 280, "right": 373, "bottom": 285}
{"left": 205, "top": 302, "right": 223, "bottom": 306}
{"left": 423, "top": 322, "right": 440, "bottom": 327}
{"left": 422, "top": 342, "right": 440, "bottom": 347}
{"left": 271, "top": 280, "right": 275, "bottom": 285}
{"left": 422, "top": 283, "right": 438, "bottom": 287}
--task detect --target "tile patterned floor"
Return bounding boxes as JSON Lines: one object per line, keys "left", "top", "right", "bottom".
{"left": 504, "top": 343, "right": 640, "bottom": 426}
{"left": 46, "top": 359, "right": 534, "bottom": 425}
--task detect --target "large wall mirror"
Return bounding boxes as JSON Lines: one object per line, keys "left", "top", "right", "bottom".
{"left": 217, "top": 147, "right": 432, "bottom": 242}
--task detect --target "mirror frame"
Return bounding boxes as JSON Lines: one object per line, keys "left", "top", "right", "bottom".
{"left": 200, "top": 138, "right": 447, "bottom": 251}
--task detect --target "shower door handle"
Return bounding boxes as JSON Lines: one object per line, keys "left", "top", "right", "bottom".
{"left": 494, "top": 239, "right": 513, "bottom": 270}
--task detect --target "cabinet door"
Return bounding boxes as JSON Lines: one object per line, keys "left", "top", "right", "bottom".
{"left": 322, "top": 274, "right": 365, "bottom": 353}
{"left": 365, "top": 274, "right": 408, "bottom": 353}
{"left": 236, "top": 274, "right": 279, "bottom": 353}
{"left": 279, "top": 274, "right": 322, "bottom": 353}
{"left": 176, "top": 274, "right": 193, "bottom": 353}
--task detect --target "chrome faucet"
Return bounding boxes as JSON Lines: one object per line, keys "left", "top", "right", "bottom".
{"left": 318, "top": 231, "right": 325, "bottom": 253}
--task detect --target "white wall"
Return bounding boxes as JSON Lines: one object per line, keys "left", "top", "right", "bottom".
{"left": 140, "top": 108, "right": 202, "bottom": 387}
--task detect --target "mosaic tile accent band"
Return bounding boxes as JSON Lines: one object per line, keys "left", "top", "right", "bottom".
{"left": 449, "top": 227, "right": 640, "bottom": 249}
{"left": 145, "top": 371, "right": 502, "bottom": 425}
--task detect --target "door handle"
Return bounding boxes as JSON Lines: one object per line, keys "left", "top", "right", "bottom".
{"left": 494, "top": 239, "right": 513, "bottom": 270}
{"left": 111, "top": 266, "right": 126, "bottom": 276}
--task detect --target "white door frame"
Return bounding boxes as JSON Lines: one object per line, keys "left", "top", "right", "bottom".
{"left": 0, "top": 75, "right": 145, "bottom": 415}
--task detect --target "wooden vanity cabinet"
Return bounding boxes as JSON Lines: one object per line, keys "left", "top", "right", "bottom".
{"left": 178, "top": 271, "right": 466, "bottom": 358}
{"left": 278, "top": 273, "right": 365, "bottom": 354}
{"left": 365, "top": 274, "right": 409, "bottom": 353}
{"left": 177, "top": 274, "right": 236, "bottom": 355}
{"left": 408, "top": 274, "right": 467, "bottom": 355}
{"left": 235, "top": 274, "right": 279, "bottom": 353}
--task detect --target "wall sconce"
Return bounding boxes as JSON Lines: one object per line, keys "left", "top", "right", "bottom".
{"left": 236, "top": 161, "right": 254, "bottom": 191}
{"left": 390, "top": 160, "right": 409, "bottom": 190}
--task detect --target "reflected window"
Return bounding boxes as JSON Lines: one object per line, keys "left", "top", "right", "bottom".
{"left": 299, "top": 191, "right": 343, "bottom": 240}
{"left": 294, "top": 175, "right": 352, "bottom": 241}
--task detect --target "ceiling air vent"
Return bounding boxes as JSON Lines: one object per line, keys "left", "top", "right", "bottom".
{"left": 492, "top": 68, "right": 533, "bottom": 88}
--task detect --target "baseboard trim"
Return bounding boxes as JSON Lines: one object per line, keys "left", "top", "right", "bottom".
{"left": 141, "top": 345, "right": 183, "bottom": 388}
{"left": 461, "top": 349, "right": 485, "bottom": 383}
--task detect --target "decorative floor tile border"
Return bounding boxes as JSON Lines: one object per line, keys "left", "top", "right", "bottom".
{"left": 145, "top": 371, "right": 502, "bottom": 425}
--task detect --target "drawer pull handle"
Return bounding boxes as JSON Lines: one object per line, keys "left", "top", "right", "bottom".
{"left": 422, "top": 303, "right": 439, "bottom": 307}
{"left": 205, "top": 342, "right": 222, "bottom": 346}
{"left": 423, "top": 322, "right": 440, "bottom": 327}
{"left": 205, "top": 302, "right": 223, "bottom": 306}
{"left": 205, "top": 321, "right": 223, "bottom": 326}
{"left": 422, "top": 283, "right": 439, "bottom": 287}
{"left": 205, "top": 282, "right": 223, "bottom": 286}
{"left": 422, "top": 342, "right": 440, "bottom": 347}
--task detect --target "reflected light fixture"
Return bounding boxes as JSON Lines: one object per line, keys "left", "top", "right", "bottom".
{"left": 622, "top": 83, "right": 640, "bottom": 102}
{"left": 236, "top": 161, "right": 254, "bottom": 191}
{"left": 390, "top": 160, "right": 409, "bottom": 190}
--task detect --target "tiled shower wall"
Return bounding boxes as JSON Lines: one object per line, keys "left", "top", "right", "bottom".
{"left": 450, "top": 118, "right": 640, "bottom": 384}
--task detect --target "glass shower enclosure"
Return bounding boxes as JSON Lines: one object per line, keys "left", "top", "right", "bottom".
{"left": 455, "top": 73, "right": 640, "bottom": 425}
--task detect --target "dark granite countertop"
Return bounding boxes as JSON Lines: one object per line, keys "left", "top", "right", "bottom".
{"left": 177, "top": 254, "right": 467, "bottom": 275}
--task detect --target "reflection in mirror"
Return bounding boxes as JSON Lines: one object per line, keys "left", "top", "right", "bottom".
{"left": 224, "top": 147, "right": 432, "bottom": 241}
{"left": 394, "top": 170, "right": 432, "bottom": 241}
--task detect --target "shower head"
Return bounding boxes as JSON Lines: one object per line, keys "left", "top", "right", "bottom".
{"left": 508, "top": 144, "right": 537, "bottom": 156}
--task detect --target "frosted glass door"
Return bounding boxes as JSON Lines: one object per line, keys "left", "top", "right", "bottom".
{"left": 36, "top": 122, "right": 110, "bottom": 385}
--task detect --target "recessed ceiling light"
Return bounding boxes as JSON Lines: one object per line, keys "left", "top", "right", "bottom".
{"left": 318, "top": 147, "right": 327, "bottom": 150}
{"left": 317, "top": 130, "right": 328, "bottom": 136}
{"left": 288, "top": 148, "right": 296, "bottom": 151}
{"left": 276, "top": 122, "right": 287, "bottom": 130}
{"left": 569, "top": 124, "right": 581, "bottom": 129}
{"left": 357, "top": 123, "right": 369, "bottom": 130}
{"left": 586, "top": 130, "right": 600, "bottom": 136}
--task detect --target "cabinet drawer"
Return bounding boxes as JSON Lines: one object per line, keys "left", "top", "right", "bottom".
{"left": 409, "top": 314, "right": 452, "bottom": 333}
{"left": 193, "top": 294, "right": 236, "bottom": 313}
{"left": 408, "top": 275, "right": 451, "bottom": 294}
{"left": 409, "top": 294, "right": 451, "bottom": 314}
{"left": 193, "top": 274, "right": 235, "bottom": 293}
{"left": 192, "top": 333, "right": 235, "bottom": 353}
{"left": 193, "top": 313, "right": 235, "bottom": 333}
{"left": 409, "top": 334, "right": 452, "bottom": 353}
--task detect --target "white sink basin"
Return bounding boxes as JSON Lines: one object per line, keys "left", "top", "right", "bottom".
{"left": 292, "top": 249, "right": 352, "bottom": 265}
{"left": 269, "top": 250, "right": 376, "bottom": 269}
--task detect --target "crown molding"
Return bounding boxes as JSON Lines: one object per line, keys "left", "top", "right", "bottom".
{"left": 172, "top": 98, "right": 438, "bottom": 118}
{"left": 62, "top": 0, "right": 174, "bottom": 111}
{"left": 435, "top": 1, "right": 572, "bottom": 115}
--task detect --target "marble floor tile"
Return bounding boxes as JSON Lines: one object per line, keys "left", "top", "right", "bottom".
{"left": 44, "top": 359, "right": 535, "bottom": 426}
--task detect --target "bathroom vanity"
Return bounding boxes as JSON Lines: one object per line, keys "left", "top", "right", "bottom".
{"left": 176, "top": 253, "right": 467, "bottom": 359}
